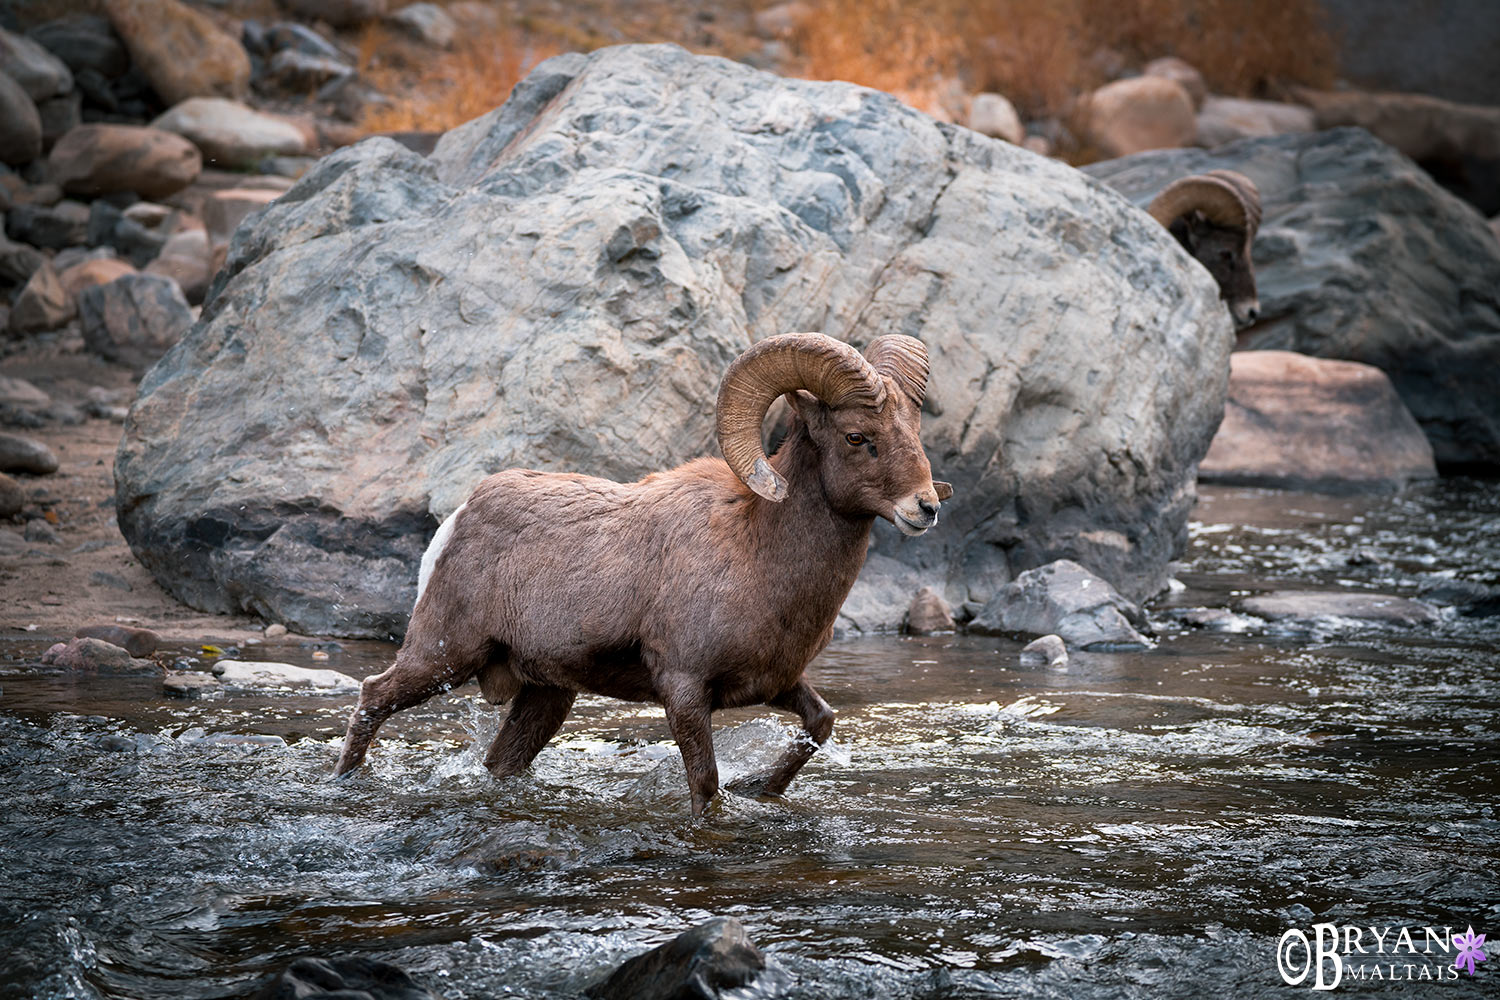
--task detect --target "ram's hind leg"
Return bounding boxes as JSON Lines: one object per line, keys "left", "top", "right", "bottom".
{"left": 334, "top": 637, "right": 488, "bottom": 777}
{"left": 484, "top": 684, "right": 576, "bottom": 777}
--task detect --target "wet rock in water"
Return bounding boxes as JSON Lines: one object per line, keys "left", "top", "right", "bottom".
{"left": 8, "top": 261, "right": 74, "bottom": 334}
{"left": 116, "top": 45, "right": 1231, "bottom": 636}
{"left": 586, "top": 917, "right": 768, "bottom": 1000}
{"left": 906, "top": 586, "right": 955, "bottom": 634}
{"left": 0, "top": 432, "right": 60, "bottom": 474}
{"left": 151, "top": 97, "right": 310, "bottom": 169}
{"left": 197, "top": 731, "right": 284, "bottom": 747}
{"left": 0, "top": 26, "right": 74, "bottom": 102}
{"left": 49, "top": 124, "right": 202, "bottom": 200}
{"left": 78, "top": 273, "right": 194, "bottom": 372}
{"left": 1083, "top": 128, "right": 1500, "bottom": 471}
{"left": 253, "top": 955, "right": 438, "bottom": 1000}
{"left": 212, "top": 659, "right": 359, "bottom": 692}
{"left": 1166, "top": 607, "right": 1262, "bottom": 633}
{"left": 163, "top": 671, "right": 221, "bottom": 698}
{"left": 103, "top": 0, "right": 250, "bottom": 106}
{"left": 1019, "top": 633, "right": 1068, "bottom": 668}
{"left": 1199, "top": 351, "right": 1436, "bottom": 492}
{"left": 23, "top": 518, "right": 60, "bottom": 544}
{"left": 1085, "top": 76, "right": 1197, "bottom": 157}
{"left": 41, "top": 636, "right": 159, "bottom": 675}
{"left": 1417, "top": 579, "right": 1500, "bottom": 618}
{"left": 0, "top": 72, "right": 42, "bottom": 166}
{"left": 1240, "top": 590, "right": 1440, "bottom": 628}
{"left": 76, "top": 622, "right": 159, "bottom": 656}
{"left": 970, "top": 560, "right": 1150, "bottom": 650}
{"left": 0, "top": 473, "right": 23, "bottom": 517}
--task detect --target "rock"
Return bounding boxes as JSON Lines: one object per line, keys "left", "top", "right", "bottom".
{"left": 87, "top": 200, "right": 168, "bottom": 266}
{"left": 1295, "top": 88, "right": 1500, "bottom": 216}
{"left": 1019, "top": 633, "right": 1068, "bottom": 668}
{"left": 75, "top": 623, "right": 159, "bottom": 656}
{"left": 836, "top": 553, "right": 929, "bottom": 635}
{"left": 264, "top": 622, "right": 288, "bottom": 638}
{"left": 0, "top": 375, "right": 49, "bottom": 410}
{"left": 0, "top": 473, "right": 23, "bottom": 517}
{"left": 1143, "top": 57, "right": 1205, "bottom": 111}
{"left": 0, "top": 27, "right": 74, "bottom": 102}
{"left": 1195, "top": 96, "right": 1315, "bottom": 148}
{"left": 386, "top": 4, "right": 457, "bottom": 49}
{"left": 0, "top": 229, "right": 45, "bottom": 283}
{"left": 90, "top": 570, "right": 133, "bottom": 591}
{"left": 281, "top": 1, "right": 391, "bottom": 28}
{"left": 115, "top": 45, "right": 1232, "bottom": 637}
{"left": 9, "top": 260, "right": 75, "bottom": 334}
{"left": 8, "top": 179, "right": 60, "bottom": 207}
{"left": 1199, "top": 351, "right": 1436, "bottom": 491}
{"left": 753, "top": 2, "right": 813, "bottom": 39}
{"left": 586, "top": 917, "right": 768, "bottom": 1000}
{"left": 0, "top": 71, "right": 42, "bottom": 166}
{"left": 905, "top": 586, "right": 955, "bottom": 634}
{"left": 970, "top": 559, "right": 1150, "bottom": 650}
{"left": 267, "top": 49, "right": 352, "bottom": 92}
{"left": 40, "top": 636, "right": 159, "bottom": 675}
{"left": 1166, "top": 607, "right": 1262, "bottom": 633}
{"left": 144, "top": 227, "right": 211, "bottom": 303}
{"left": 49, "top": 124, "right": 202, "bottom": 199}
{"left": 103, "top": 0, "right": 250, "bottom": 106}
{"left": 163, "top": 670, "right": 220, "bottom": 698}
{"left": 1240, "top": 590, "right": 1439, "bottom": 628}
{"left": 1082, "top": 128, "right": 1500, "bottom": 470}
{"left": 151, "top": 98, "right": 310, "bottom": 169}
{"left": 27, "top": 16, "right": 131, "bottom": 80}
{"left": 1085, "top": 76, "right": 1196, "bottom": 158}
{"left": 23, "top": 518, "right": 60, "bottom": 543}
{"left": 966, "top": 92, "right": 1022, "bottom": 144}
{"left": 36, "top": 91, "right": 81, "bottom": 149}
{"left": 253, "top": 956, "right": 436, "bottom": 1000}
{"left": 78, "top": 273, "right": 193, "bottom": 372}
{"left": 59, "top": 255, "right": 136, "bottom": 299}
{"left": 202, "top": 186, "right": 280, "bottom": 246}
{"left": 1021, "top": 134, "right": 1050, "bottom": 157}
{"left": 1418, "top": 579, "right": 1500, "bottom": 618}
{"left": 6, "top": 198, "right": 90, "bottom": 249}
{"left": 212, "top": 659, "right": 359, "bottom": 692}
{"left": 265, "top": 23, "right": 350, "bottom": 64}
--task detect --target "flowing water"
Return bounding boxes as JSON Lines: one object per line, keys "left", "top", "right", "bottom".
{"left": 2, "top": 482, "right": 1497, "bottom": 999}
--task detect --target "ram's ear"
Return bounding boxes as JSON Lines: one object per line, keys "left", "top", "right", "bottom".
{"left": 933, "top": 481, "right": 954, "bottom": 502}
{"left": 785, "top": 389, "right": 824, "bottom": 422}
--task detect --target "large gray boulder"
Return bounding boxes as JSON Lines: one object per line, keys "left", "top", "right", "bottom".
{"left": 116, "top": 44, "right": 1230, "bottom": 637}
{"left": 1083, "top": 127, "right": 1500, "bottom": 471}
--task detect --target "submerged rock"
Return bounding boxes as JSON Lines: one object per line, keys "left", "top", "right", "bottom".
{"left": 1019, "top": 633, "right": 1068, "bottom": 668}
{"left": 253, "top": 955, "right": 438, "bottom": 1000}
{"left": 75, "top": 623, "right": 160, "bottom": 656}
{"left": 116, "top": 44, "right": 1231, "bottom": 636}
{"left": 970, "top": 559, "right": 1150, "bottom": 650}
{"left": 586, "top": 917, "right": 769, "bottom": 1000}
{"left": 906, "top": 586, "right": 955, "bottom": 634}
{"left": 1240, "top": 590, "right": 1439, "bottom": 628}
{"left": 163, "top": 670, "right": 220, "bottom": 698}
{"left": 1084, "top": 128, "right": 1500, "bottom": 471}
{"left": 1199, "top": 351, "right": 1436, "bottom": 491}
{"left": 212, "top": 659, "right": 359, "bottom": 692}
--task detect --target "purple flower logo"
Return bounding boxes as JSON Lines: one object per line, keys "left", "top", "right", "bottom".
{"left": 1453, "top": 926, "right": 1487, "bottom": 976}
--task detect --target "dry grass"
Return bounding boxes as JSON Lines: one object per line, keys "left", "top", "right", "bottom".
{"left": 789, "top": 0, "right": 1337, "bottom": 121}
{"left": 357, "top": 24, "right": 560, "bottom": 135}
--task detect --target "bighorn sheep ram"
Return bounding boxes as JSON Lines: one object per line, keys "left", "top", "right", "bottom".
{"left": 335, "top": 333, "right": 951, "bottom": 815}
{"left": 1148, "top": 169, "right": 1263, "bottom": 327}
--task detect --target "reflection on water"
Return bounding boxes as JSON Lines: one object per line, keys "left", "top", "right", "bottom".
{"left": 1, "top": 482, "right": 1497, "bottom": 999}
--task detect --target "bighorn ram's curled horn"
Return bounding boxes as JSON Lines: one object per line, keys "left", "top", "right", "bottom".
{"left": 716, "top": 333, "right": 888, "bottom": 502}
{"left": 865, "top": 335, "right": 931, "bottom": 405}
{"left": 1147, "top": 169, "right": 1263, "bottom": 251}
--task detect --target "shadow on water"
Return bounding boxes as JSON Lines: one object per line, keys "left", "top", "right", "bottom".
{"left": 1, "top": 481, "right": 1497, "bottom": 998}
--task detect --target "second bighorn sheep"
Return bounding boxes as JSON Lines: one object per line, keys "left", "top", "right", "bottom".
{"left": 1148, "top": 169, "right": 1263, "bottom": 327}
{"left": 335, "top": 333, "right": 951, "bottom": 815}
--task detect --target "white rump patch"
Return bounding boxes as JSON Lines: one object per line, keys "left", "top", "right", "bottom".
{"left": 417, "top": 501, "right": 467, "bottom": 606}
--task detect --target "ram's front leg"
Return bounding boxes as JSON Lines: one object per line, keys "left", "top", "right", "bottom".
{"left": 726, "top": 678, "right": 834, "bottom": 799}
{"left": 662, "top": 683, "right": 719, "bottom": 816}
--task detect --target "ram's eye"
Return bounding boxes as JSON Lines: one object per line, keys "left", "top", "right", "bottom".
{"left": 845, "top": 433, "right": 866, "bottom": 446}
